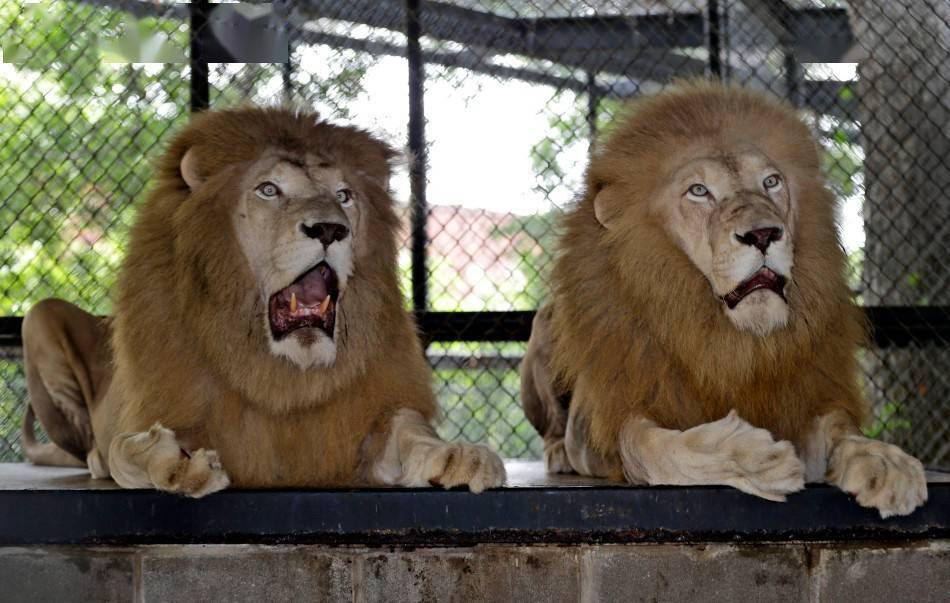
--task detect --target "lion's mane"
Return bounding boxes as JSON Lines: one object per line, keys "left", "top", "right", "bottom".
{"left": 103, "top": 107, "right": 436, "bottom": 486}
{"left": 549, "top": 81, "right": 867, "bottom": 463}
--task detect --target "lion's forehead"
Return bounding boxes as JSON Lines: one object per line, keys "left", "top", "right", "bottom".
{"left": 246, "top": 152, "right": 347, "bottom": 194}
{"left": 671, "top": 149, "right": 777, "bottom": 188}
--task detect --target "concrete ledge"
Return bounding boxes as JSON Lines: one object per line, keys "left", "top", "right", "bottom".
{"left": 0, "top": 462, "right": 948, "bottom": 546}
{"left": 1, "top": 543, "right": 947, "bottom": 602}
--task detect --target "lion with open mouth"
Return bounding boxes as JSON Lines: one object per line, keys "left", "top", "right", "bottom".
{"left": 521, "top": 81, "right": 928, "bottom": 518}
{"left": 21, "top": 107, "right": 505, "bottom": 496}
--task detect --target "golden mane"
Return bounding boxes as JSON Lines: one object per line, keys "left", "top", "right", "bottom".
{"left": 549, "top": 80, "right": 867, "bottom": 461}
{"left": 105, "top": 106, "right": 437, "bottom": 486}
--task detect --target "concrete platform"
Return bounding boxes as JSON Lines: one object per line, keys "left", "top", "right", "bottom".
{"left": 1, "top": 462, "right": 948, "bottom": 602}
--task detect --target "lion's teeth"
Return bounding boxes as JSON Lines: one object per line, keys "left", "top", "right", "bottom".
{"left": 290, "top": 292, "right": 298, "bottom": 313}
{"left": 319, "top": 296, "right": 331, "bottom": 315}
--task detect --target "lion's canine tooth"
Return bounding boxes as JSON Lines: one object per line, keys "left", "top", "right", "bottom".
{"left": 290, "top": 292, "right": 298, "bottom": 313}
{"left": 319, "top": 296, "right": 331, "bottom": 315}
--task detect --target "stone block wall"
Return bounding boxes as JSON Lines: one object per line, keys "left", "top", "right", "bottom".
{"left": 0, "top": 541, "right": 947, "bottom": 602}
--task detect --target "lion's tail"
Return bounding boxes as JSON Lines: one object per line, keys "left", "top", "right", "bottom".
{"left": 21, "top": 405, "right": 86, "bottom": 468}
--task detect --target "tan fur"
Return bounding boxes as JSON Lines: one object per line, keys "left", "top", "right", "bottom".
{"left": 522, "top": 81, "right": 927, "bottom": 516}
{"left": 24, "top": 107, "right": 505, "bottom": 495}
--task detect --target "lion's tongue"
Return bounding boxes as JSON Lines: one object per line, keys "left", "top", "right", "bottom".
{"left": 285, "top": 266, "right": 328, "bottom": 306}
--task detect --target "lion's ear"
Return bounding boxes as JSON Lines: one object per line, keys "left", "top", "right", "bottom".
{"left": 592, "top": 186, "right": 619, "bottom": 229}
{"left": 180, "top": 147, "right": 205, "bottom": 190}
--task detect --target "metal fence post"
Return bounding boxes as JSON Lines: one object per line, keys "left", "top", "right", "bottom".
{"left": 706, "top": 0, "right": 722, "bottom": 79}
{"left": 407, "top": 0, "right": 428, "bottom": 313}
{"left": 586, "top": 71, "right": 600, "bottom": 148}
{"left": 190, "top": 0, "right": 210, "bottom": 112}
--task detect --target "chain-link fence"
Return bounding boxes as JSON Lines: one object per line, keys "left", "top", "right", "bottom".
{"left": 1, "top": 0, "right": 948, "bottom": 467}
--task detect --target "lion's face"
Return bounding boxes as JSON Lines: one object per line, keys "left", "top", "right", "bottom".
{"left": 657, "top": 146, "right": 795, "bottom": 336}
{"left": 229, "top": 150, "right": 364, "bottom": 369}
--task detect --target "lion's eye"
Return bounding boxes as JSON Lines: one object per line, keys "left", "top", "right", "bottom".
{"left": 255, "top": 181, "right": 281, "bottom": 200}
{"left": 336, "top": 188, "right": 353, "bottom": 207}
{"left": 763, "top": 174, "right": 782, "bottom": 190}
{"left": 687, "top": 183, "right": 709, "bottom": 198}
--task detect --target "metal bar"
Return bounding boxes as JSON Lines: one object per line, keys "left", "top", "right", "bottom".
{"left": 293, "top": 28, "right": 702, "bottom": 93}
{"left": 282, "top": 42, "right": 294, "bottom": 104}
{"left": 414, "top": 311, "right": 535, "bottom": 344}
{"left": 706, "top": 0, "right": 723, "bottom": 79}
{"left": 189, "top": 0, "right": 210, "bottom": 112}
{"left": 4, "top": 309, "right": 950, "bottom": 348}
{"left": 784, "top": 51, "right": 800, "bottom": 107}
{"left": 282, "top": 58, "right": 293, "bottom": 105}
{"left": 299, "top": 0, "right": 709, "bottom": 77}
{"left": 279, "top": 0, "right": 294, "bottom": 105}
{"left": 407, "top": 0, "right": 428, "bottom": 313}
{"left": 738, "top": 1, "right": 854, "bottom": 62}
{"left": 738, "top": 0, "right": 794, "bottom": 43}
{"left": 300, "top": 0, "right": 704, "bottom": 53}
{"left": 586, "top": 72, "right": 600, "bottom": 147}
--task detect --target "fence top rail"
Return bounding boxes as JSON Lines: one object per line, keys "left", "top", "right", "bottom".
{"left": 4, "top": 307, "right": 950, "bottom": 348}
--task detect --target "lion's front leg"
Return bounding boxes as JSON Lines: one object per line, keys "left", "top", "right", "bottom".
{"left": 807, "top": 411, "right": 927, "bottom": 518}
{"left": 369, "top": 409, "right": 506, "bottom": 493}
{"left": 108, "top": 423, "right": 230, "bottom": 498}
{"left": 619, "top": 410, "right": 805, "bottom": 501}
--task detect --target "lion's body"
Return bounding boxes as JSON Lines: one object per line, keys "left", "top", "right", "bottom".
{"left": 24, "top": 107, "right": 505, "bottom": 494}
{"left": 522, "top": 82, "right": 925, "bottom": 517}
{"left": 547, "top": 82, "right": 864, "bottom": 465}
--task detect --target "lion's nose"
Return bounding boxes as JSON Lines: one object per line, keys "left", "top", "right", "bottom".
{"left": 736, "top": 227, "right": 783, "bottom": 254}
{"left": 301, "top": 222, "right": 349, "bottom": 248}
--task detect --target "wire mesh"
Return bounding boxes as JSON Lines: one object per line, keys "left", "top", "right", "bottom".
{"left": 0, "top": 0, "right": 947, "bottom": 468}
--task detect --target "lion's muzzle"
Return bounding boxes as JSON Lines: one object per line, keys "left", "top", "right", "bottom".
{"left": 269, "top": 262, "right": 338, "bottom": 339}
{"left": 722, "top": 266, "right": 787, "bottom": 309}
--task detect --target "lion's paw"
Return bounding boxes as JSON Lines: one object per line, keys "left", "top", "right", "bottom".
{"left": 144, "top": 423, "right": 230, "bottom": 498}
{"left": 423, "top": 442, "right": 506, "bottom": 494}
{"left": 677, "top": 410, "right": 805, "bottom": 501}
{"left": 828, "top": 436, "right": 927, "bottom": 518}
{"left": 544, "top": 438, "right": 574, "bottom": 474}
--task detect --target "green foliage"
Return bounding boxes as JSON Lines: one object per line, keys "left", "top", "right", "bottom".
{"left": 530, "top": 93, "right": 622, "bottom": 198}
{"left": 1, "top": 1, "right": 190, "bottom": 314}
{"left": 821, "top": 131, "right": 862, "bottom": 197}
{"left": 495, "top": 212, "right": 559, "bottom": 308}
{"left": 98, "top": 15, "right": 187, "bottom": 63}
{"left": 863, "top": 401, "right": 911, "bottom": 439}
{"left": 433, "top": 348, "right": 542, "bottom": 458}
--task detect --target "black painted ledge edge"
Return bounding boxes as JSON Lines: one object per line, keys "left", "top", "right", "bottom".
{"left": 1, "top": 482, "right": 947, "bottom": 546}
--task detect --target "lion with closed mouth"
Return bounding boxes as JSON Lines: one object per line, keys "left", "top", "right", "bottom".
{"left": 521, "top": 81, "right": 927, "bottom": 518}
{"left": 21, "top": 106, "right": 505, "bottom": 496}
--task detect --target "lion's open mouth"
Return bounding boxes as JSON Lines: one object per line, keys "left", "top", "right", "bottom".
{"left": 269, "top": 262, "right": 338, "bottom": 340}
{"left": 723, "top": 267, "right": 787, "bottom": 309}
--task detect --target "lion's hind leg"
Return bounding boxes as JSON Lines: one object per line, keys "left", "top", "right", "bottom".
{"left": 109, "top": 423, "right": 229, "bottom": 498}
{"left": 21, "top": 299, "right": 109, "bottom": 469}
{"left": 619, "top": 410, "right": 806, "bottom": 501}
{"left": 521, "top": 305, "right": 575, "bottom": 474}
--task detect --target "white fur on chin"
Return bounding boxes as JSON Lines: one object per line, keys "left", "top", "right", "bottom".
{"left": 725, "top": 289, "right": 790, "bottom": 336}
{"left": 268, "top": 327, "right": 338, "bottom": 369}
